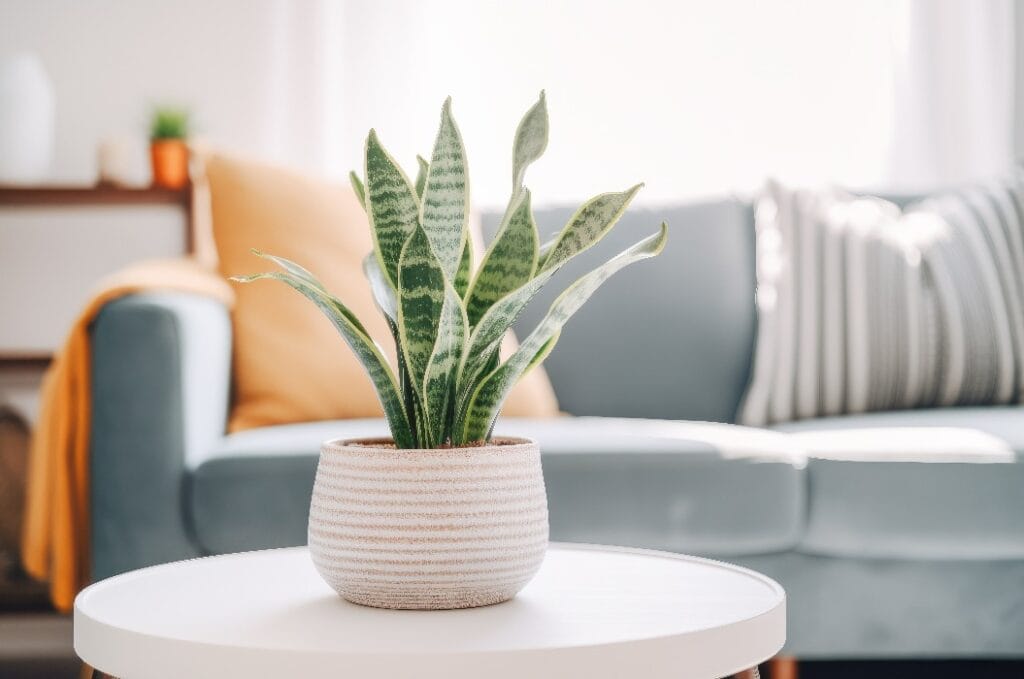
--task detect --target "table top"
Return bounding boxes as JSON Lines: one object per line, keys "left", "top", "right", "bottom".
{"left": 75, "top": 544, "right": 785, "bottom": 679}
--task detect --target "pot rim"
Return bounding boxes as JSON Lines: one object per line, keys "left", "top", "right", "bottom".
{"left": 322, "top": 436, "right": 537, "bottom": 454}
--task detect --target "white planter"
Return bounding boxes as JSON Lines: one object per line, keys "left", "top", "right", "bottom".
{"left": 308, "top": 437, "right": 548, "bottom": 610}
{"left": 0, "top": 54, "right": 54, "bottom": 184}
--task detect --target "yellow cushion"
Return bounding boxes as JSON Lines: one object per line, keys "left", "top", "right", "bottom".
{"left": 204, "top": 152, "right": 558, "bottom": 433}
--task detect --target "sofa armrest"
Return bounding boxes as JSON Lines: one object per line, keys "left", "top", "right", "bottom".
{"left": 89, "top": 292, "right": 232, "bottom": 579}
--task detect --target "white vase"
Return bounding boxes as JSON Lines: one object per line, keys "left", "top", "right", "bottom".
{"left": 0, "top": 54, "right": 55, "bottom": 184}
{"left": 308, "top": 437, "right": 549, "bottom": 610}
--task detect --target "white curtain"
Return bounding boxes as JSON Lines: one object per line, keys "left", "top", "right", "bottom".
{"left": 886, "top": 0, "right": 1017, "bottom": 191}
{"left": 322, "top": 0, "right": 1018, "bottom": 208}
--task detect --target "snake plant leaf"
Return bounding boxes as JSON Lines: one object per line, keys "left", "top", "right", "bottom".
{"left": 250, "top": 250, "right": 327, "bottom": 291}
{"left": 416, "top": 149, "right": 471, "bottom": 310}
{"left": 456, "top": 264, "right": 557, "bottom": 409}
{"left": 465, "top": 188, "right": 539, "bottom": 326}
{"left": 365, "top": 129, "right": 421, "bottom": 287}
{"left": 539, "top": 184, "right": 643, "bottom": 272}
{"left": 460, "top": 223, "right": 668, "bottom": 442}
{"left": 239, "top": 95, "right": 669, "bottom": 448}
{"left": 512, "top": 91, "right": 549, "bottom": 190}
{"left": 397, "top": 226, "right": 446, "bottom": 400}
{"left": 361, "top": 253, "right": 417, "bottom": 434}
{"left": 538, "top": 235, "right": 557, "bottom": 262}
{"left": 422, "top": 283, "right": 469, "bottom": 445}
{"left": 420, "top": 98, "right": 469, "bottom": 282}
{"left": 455, "top": 237, "right": 473, "bottom": 298}
{"left": 414, "top": 155, "right": 429, "bottom": 200}
{"left": 482, "top": 332, "right": 559, "bottom": 441}
{"left": 362, "top": 253, "right": 398, "bottom": 324}
{"left": 231, "top": 269, "right": 415, "bottom": 449}
{"left": 349, "top": 171, "right": 366, "bottom": 209}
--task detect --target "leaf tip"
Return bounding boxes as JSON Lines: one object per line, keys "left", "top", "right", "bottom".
{"left": 653, "top": 222, "right": 669, "bottom": 252}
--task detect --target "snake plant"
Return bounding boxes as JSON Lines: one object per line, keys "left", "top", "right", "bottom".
{"left": 234, "top": 94, "right": 667, "bottom": 448}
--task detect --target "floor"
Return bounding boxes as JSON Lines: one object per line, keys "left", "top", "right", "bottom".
{"left": 0, "top": 613, "right": 78, "bottom": 679}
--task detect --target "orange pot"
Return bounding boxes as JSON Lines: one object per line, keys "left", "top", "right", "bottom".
{"left": 150, "top": 139, "right": 189, "bottom": 189}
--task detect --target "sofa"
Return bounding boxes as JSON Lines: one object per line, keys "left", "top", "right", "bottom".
{"left": 89, "top": 198, "right": 1024, "bottom": 660}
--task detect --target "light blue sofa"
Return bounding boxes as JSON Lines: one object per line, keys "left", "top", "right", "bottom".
{"left": 89, "top": 199, "right": 1024, "bottom": 660}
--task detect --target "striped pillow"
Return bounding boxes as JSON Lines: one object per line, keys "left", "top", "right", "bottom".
{"left": 739, "top": 176, "right": 1024, "bottom": 426}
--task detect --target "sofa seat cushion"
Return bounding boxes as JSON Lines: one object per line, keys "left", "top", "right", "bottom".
{"left": 189, "top": 417, "right": 806, "bottom": 557}
{"left": 775, "top": 407, "right": 1024, "bottom": 559}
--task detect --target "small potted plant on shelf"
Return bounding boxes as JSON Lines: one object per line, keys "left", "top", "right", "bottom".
{"left": 149, "top": 107, "right": 190, "bottom": 189}
{"left": 235, "top": 93, "right": 667, "bottom": 610}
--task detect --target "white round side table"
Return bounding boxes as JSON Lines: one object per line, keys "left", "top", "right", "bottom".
{"left": 75, "top": 544, "right": 785, "bottom": 679}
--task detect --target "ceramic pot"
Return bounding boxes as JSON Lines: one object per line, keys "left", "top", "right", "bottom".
{"left": 308, "top": 437, "right": 548, "bottom": 610}
{"left": 150, "top": 139, "right": 189, "bottom": 189}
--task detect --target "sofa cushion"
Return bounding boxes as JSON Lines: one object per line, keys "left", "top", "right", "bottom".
{"left": 776, "top": 407, "right": 1024, "bottom": 559}
{"left": 189, "top": 417, "right": 806, "bottom": 557}
{"left": 489, "top": 200, "right": 757, "bottom": 423}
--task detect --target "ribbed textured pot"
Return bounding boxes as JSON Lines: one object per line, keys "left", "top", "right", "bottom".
{"left": 308, "top": 437, "right": 548, "bottom": 610}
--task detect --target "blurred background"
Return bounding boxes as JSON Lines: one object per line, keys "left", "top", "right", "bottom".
{"left": 2, "top": 0, "right": 1020, "bottom": 204}
{"left": 2, "top": 1, "right": 1023, "bottom": 677}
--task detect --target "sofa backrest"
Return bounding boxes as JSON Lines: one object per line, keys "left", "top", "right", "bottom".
{"left": 482, "top": 198, "right": 756, "bottom": 423}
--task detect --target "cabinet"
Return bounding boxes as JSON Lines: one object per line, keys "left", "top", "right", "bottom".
{"left": 0, "top": 185, "right": 192, "bottom": 421}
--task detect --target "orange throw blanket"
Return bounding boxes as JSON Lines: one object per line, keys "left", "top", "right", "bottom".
{"left": 21, "top": 258, "right": 233, "bottom": 611}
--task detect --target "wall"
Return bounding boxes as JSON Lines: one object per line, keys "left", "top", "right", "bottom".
{"left": 1, "top": 1, "right": 1018, "bottom": 208}
{"left": 339, "top": 0, "right": 901, "bottom": 207}
{"left": 0, "top": 0, "right": 339, "bottom": 184}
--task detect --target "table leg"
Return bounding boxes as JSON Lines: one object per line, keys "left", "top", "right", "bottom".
{"left": 770, "top": 656, "right": 798, "bottom": 679}
{"left": 80, "top": 665, "right": 112, "bottom": 679}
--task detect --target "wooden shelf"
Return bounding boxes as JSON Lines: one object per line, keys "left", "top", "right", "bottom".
{"left": 0, "top": 184, "right": 190, "bottom": 208}
{"left": 0, "top": 185, "right": 196, "bottom": 368}
{"left": 0, "top": 352, "right": 52, "bottom": 370}
{"left": 0, "top": 184, "right": 193, "bottom": 251}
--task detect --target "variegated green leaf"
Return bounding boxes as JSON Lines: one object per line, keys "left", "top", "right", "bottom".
{"left": 465, "top": 188, "right": 539, "bottom": 326}
{"left": 459, "top": 223, "right": 668, "bottom": 442}
{"left": 456, "top": 264, "right": 556, "bottom": 411}
{"left": 420, "top": 98, "right": 469, "bottom": 281}
{"left": 414, "top": 155, "right": 429, "bottom": 200}
{"left": 397, "top": 226, "right": 445, "bottom": 400}
{"left": 538, "top": 235, "right": 557, "bottom": 262}
{"left": 349, "top": 171, "right": 366, "bottom": 209}
{"left": 362, "top": 253, "right": 398, "bottom": 323}
{"left": 250, "top": 250, "right": 326, "bottom": 291}
{"left": 452, "top": 266, "right": 557, "bottom": 440}
{"left": 483, "top": 332, "right": 559, "bottom": 440}
{"left": 512, "top": 91, "right": 549, "bottom": 190}
{"left": 361, "top": 254, "right": 419, "bottom": 437}
{"left": 365, "top": 129, "right": 420, "bottom": 286}
{"left": 539, "top": 184, "right": 643, "bottom": 272}
{"left": 231, "top": 268, "right": 415, "bottom": 448}
{"left": 455, "top": 237, "right": 473, "bottom": 298}
{"left": 422, "top": 283, "right": 468, "bottom": 446}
